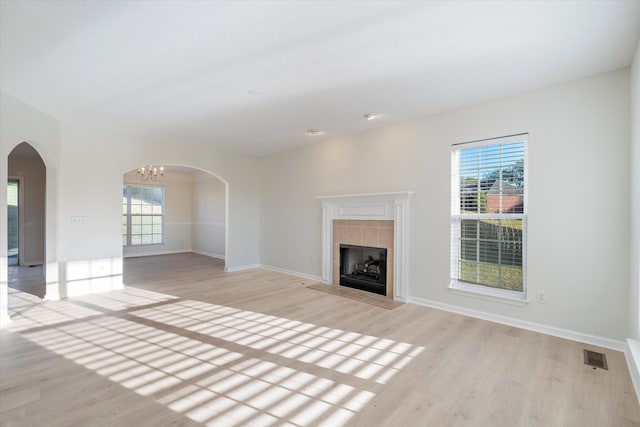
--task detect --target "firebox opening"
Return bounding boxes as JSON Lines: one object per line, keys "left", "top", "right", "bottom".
{"left": 339, "top": 244, "right": 387, "bottom": 296}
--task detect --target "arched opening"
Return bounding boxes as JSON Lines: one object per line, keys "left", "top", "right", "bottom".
{"left": 7, "top": 142, "right": 46, "bottom": 316}
{"left": 121, "top": 165, "right": 228, "bottom": 284}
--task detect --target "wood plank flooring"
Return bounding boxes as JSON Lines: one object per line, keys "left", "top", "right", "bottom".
{"left": 7, "top": 265, "right": 45, "bottom": 318}
{"left": 1, "top": 253, "right": 639, "bottom": 426}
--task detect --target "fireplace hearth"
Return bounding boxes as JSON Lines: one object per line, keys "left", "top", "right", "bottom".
{"left": 340, "top": 244, "right": 387, "bottom": 296}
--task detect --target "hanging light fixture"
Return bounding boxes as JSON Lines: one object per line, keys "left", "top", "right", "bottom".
{"left": 136, "top": 165, "right": 165, "bottom": 181}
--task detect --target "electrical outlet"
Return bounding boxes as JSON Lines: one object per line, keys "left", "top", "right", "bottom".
{"left": 536, "top": 290, "right": 547, "bottom": 304}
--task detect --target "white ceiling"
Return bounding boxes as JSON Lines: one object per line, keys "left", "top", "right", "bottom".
{"left": 1, "top": 1, "right": 639, "bottom": 157}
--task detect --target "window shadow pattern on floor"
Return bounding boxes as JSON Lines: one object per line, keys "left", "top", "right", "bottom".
{"left": 7, "top": 287, "right": 423, "bottom": 426}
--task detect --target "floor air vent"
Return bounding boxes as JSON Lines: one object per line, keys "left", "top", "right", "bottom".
{"left": 583, "top": 349, "right": 608, "bottom": 370}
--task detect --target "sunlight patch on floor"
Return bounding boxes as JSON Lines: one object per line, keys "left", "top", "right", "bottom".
{"left": 8, "top": 300, "right": 103, "bottom": 330}
{"left": 9, "top": 288, "right": 423, "bottom": 426}
{"left": 130, "top": 299, "right": 423, "bottom": 384}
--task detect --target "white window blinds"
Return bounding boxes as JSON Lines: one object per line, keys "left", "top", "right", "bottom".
{"left": 451, "top": 134, "right": 527, "bottom": 294}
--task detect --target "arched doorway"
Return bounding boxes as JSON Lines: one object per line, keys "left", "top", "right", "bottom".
{"left": 6, "top": 142, "right": 46, "bottom": 316}
{"left": 121, "top": 165, "right": 228, "bottom": 283}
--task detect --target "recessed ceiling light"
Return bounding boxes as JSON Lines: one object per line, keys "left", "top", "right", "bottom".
{"left": 248, "top": 89, "right": 260, "bottom": 95}
{"left": 307, "top": 129, "right": 322, "bottom": 136}
{"left": 363, "top": 113, "right": 378, "bottom": 121}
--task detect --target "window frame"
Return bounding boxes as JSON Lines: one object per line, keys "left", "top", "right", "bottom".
{"left": 450, "top": 134, "right": 528, "bottom": 304}
{"left": 122, "top": 184, "right": 165, "bottom": 247}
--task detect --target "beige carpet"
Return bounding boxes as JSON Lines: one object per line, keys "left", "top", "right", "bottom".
{"left": 307, "top": 283, "right": 403, "bottom": 310}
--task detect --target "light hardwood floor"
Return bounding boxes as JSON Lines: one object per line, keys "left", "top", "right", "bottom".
{"left": 7, "top": 265, "right": 45, "bottom": 318}
{"left": 1, "top": 253, "right": 639, "bottom": 426}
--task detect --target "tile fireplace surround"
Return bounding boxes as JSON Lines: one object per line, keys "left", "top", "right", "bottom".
{"left": 333, "top": 220, "right": 394, "bottom": 296}
{"left": 317, "top": 192, "right": 413, "bottom": 302}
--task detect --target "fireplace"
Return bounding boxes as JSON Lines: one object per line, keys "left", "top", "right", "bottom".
{"left": 340, "top": 244, "right": 387, "bottom": 296}
{"left": 319, "top": 192, "right": 412, "bottom": 301}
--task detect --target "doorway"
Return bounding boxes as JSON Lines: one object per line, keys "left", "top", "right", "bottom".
{"left": 122, "top": 165, "right": 228, "bottom": 283}
{"left": 7, "top": 143, "right": 46, "bottom": 316}
{"left": 7, "top": 179, "right": 19, "bottom": 266}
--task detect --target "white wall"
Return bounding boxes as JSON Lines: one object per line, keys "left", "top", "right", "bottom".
{"left": 57, "top": 125, "right": 143, "bottom": 296}
{"left": 8, "top": 150, "right": 46, "bottom": 265}
{"left": 630, "top": 40, "right": 640, "bottom": 340}
{"left": 192, "top": 170, "right": 226, "bottom": 259}
{"left": 260, "top": 69, "right": 631, "bottom": 342}
{"left": 123, "top": 170, "right": 193, "bottom": 258}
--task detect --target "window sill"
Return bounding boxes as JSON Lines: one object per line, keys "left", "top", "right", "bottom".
{"left": 449, "top": 280, "right": 528, "bottom": 306}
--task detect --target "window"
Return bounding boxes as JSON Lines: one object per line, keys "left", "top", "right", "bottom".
{"left": 122, "top": 185, "right": 164, "bottom": 246}
{"left": 451, "top": 134, "right": 527, "bottom": 300}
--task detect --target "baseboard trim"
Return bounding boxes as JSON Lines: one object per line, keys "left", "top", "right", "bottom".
{"left": 192, "top": 250, "right": 225, "bottom": 260}
{"left": 224, "top": 264, "right": 260, "bottom": 273}
{"left": 123, "top": 249, "right": 191, "bottom": 258}
{"left": 123, "top": 249, "right": 225, "bottom": 260}
{"left": 408, "top": 296, "right": 626, "bottom": 352}
{"left": 260, "top": 265, "right": 324, "bottom": 283}
{"left": 625, "top": 339, "right": 640, "bottom": 405}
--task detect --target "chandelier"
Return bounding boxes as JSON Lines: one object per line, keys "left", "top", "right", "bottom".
{"left": 136, "top": 165, "right": 165, "bottom": 181}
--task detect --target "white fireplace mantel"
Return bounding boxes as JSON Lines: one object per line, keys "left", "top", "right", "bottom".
{"left": 317, "top": 191, "right": 413, "bottom": 302}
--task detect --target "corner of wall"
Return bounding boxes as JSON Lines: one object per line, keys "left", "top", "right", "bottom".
{"left": 629, "top": 38, "right": 640, "bottom": 340}
{"left": 626, "top": 339, "right": 640, "bottom": 405}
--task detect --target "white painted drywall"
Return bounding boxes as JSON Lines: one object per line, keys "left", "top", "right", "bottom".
{"left": 8, "top": 149, "right": 46, "bottom": 265}
{"left": 260, "top": 69, "right": 631, "bottom": 341}
{"left": 56, "top": 125, "right": 135, "bottom": 296}
{"left": 123, "top": 169, "right": 193, "bottom": 258}
{"left": 630, "top": 40, "right": 640, "bottom": 340}
{"left": 192, "top": 170, "right": 226, "bottom": 259}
